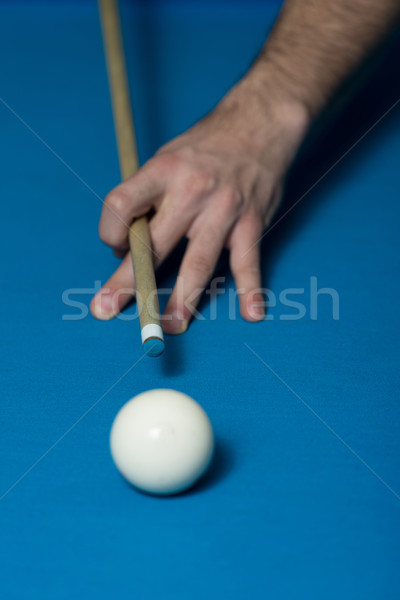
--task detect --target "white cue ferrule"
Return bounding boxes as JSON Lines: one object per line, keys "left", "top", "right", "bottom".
{"left": 141, "top": 323, "right": 164, "bottom": 345}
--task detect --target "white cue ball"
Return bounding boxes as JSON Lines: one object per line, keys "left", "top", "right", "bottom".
{"left": 110, "top": 389, "right": 215, "bottom": 495}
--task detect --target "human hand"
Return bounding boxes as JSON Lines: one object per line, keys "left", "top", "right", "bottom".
{"left": 90, "top": 76, "right": 308, "bottom": 334}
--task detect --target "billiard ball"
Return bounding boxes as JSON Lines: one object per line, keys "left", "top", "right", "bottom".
{"left": 110, "top": 389, "right": 215, "bottom": 495}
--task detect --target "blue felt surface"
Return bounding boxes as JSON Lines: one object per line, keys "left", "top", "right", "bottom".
{"left": 0, "top": 1, "right": 399, "bottom": 599}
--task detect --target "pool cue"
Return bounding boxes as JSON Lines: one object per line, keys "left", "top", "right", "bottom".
{"left": 98, "top": 0, "right": 164, "bottom": 357}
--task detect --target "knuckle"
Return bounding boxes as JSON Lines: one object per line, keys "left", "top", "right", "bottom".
{"left": 219, "top": 187, "right": 243, "bottom": 213}
{"left": 202, "top": 172, "right": 217, "bottom": 193}
{"left": 182, "top": 170, "right": 216, "bottom": 199}
{"left": 187, "top": 254, "right": 212, "bottom": 279}
{"left": 152, "top": 152, "right": 179, "bottom": 173}
{"left": 105, "top": 188, "right": 130, "bottom": 215}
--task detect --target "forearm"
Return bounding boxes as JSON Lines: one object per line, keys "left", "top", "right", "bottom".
{"left": 216, "top": 0, "right": 400, "bottom": 164}
{"left": 258, "top": 0, "right": 400, "bottom": 118}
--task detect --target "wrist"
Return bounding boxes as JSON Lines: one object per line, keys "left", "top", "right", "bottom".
{"left": 216, "top": 68, "right": 311, "bottom": 171}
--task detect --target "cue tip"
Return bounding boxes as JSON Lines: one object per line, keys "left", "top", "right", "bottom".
{"left": 142, "top": 324, "right": 165, "bottom": 357}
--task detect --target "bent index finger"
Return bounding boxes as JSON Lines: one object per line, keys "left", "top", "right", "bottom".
{"left": 99, "top": 162, "right": 168, "bottom": 249}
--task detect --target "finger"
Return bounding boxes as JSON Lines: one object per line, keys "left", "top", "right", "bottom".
{"left": 229, "top": 212, "right": 265, "bottom": 321}
{"left": 99, "top": 163, "right": 168, "bottom": 250}
{"left": 90, "top": 253, "right": 135, "bottom": 320}
{"left": 147, "top": 191, "right": 195, "bottom": 259}
{"left": 162, "top": 189, "right": 240, "bottom": 334}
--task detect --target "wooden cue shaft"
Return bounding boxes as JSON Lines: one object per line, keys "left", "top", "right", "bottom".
{"left": 98, "top": 0, "right": 164, "bottom": 353}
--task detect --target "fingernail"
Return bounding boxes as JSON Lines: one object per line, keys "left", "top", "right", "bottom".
{"left": 162, "top": 311, "right": 189, "bottom": 335}
{"left": 92, "top": 290, "right": 116, "bottom": 320}
{"left": 248, "top": 295, "right": 265, "bottom": 321}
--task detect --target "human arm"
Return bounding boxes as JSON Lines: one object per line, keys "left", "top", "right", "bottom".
{"left": 91, "top": 0, "right": 400, "bottom": 333}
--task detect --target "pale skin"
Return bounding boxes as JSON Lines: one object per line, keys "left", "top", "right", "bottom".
{"left": 91, "top": 0, "right": 400, "bottom": 334}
